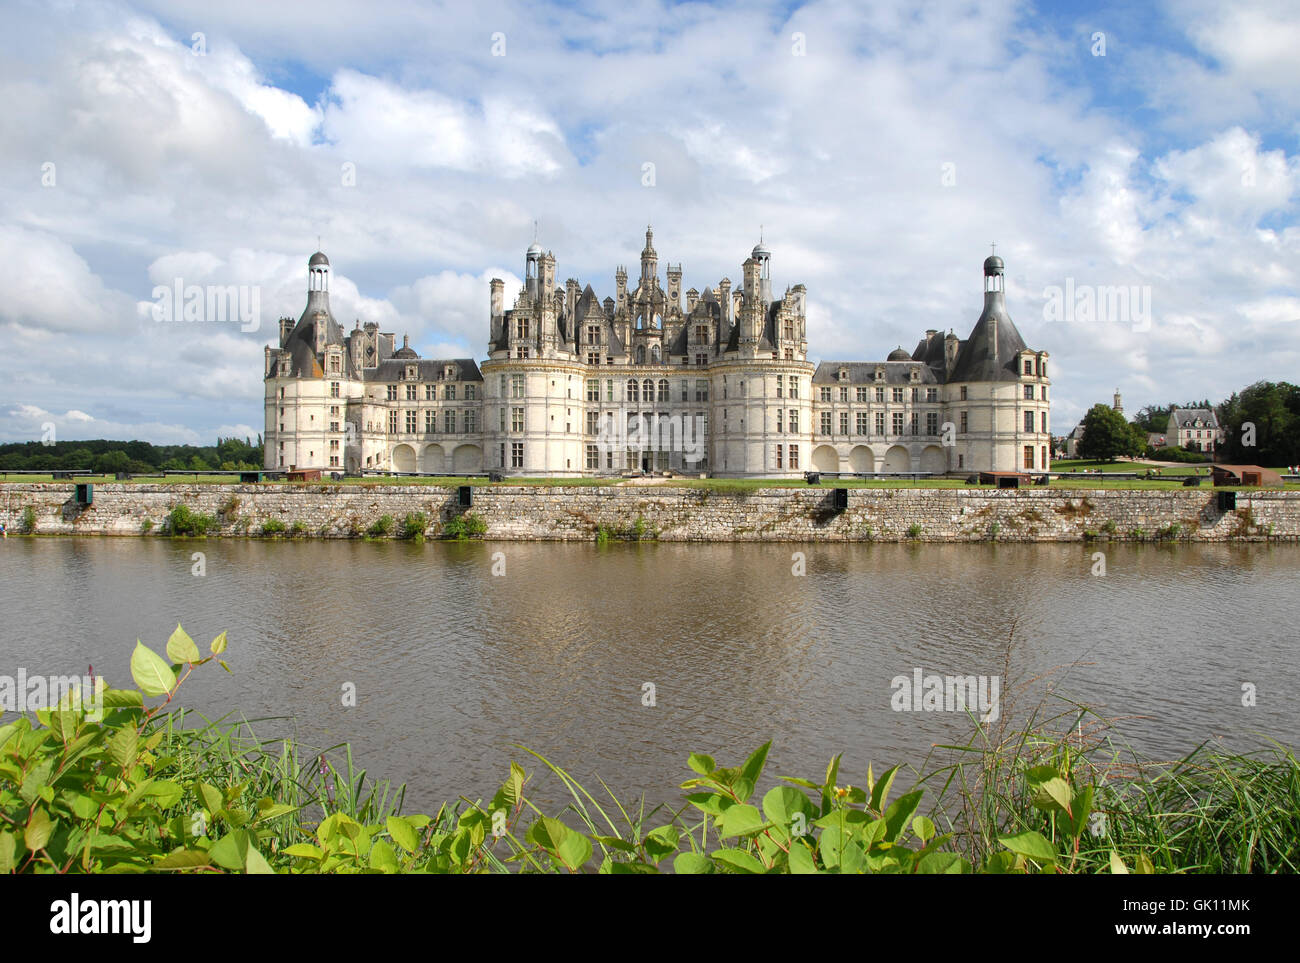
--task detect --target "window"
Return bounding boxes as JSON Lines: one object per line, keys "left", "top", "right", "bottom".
{"left": 511, "top": 407, "right": 525, "bottom": 432}
{"left": 820, "top": 386, "right": 831, "bottom": 402}
{"left": 960, "top": 411, "right": 968, "bottom": 432}
{"left": 857, "top": 412, "right": 869, "bottom": 435}
{"left": 1041, "top": 386, "right": 1048, "bottom": 400}
{"left": 511, "top": 443, "right": 524, "bottom": 469}
{"left": 1024, "top": 411, "right": 1034, "bottom": 433}
{"left": 821, "top": 412, "right": 832, "bottom": 434}
{"left": 695, "top": 324, "right": 710, "bottom": 342}
{"left": 1024, "top": 384, "right": 1035, "bottom": 400}
{"left": 777, "top": 410, "right": 783, "bottom": 433}
{"left": 910, "top": 413, "right": 919, "bottom": 435}
{"left": 329, "top": 422, "right": 339, "bottom": 432}
{"left": 892, "top": 387, "right": 904, "bottom": 403}
{"left": 466, "top": 384, "right": 476, "bottom": 400}
{"left": 839, "top": 386, "right": 849, "bottom": 403}
{"left": 387, "top": 385, "right": 398, "bottom": 401}
{"left": 926, "top": 412, "right": 939, "bottom": 435}
{"left": 423, "top": 384, "right": 434, "bottom": 400}
{"left": 516, "top": 318, "right": 530, "bottom": 339}
{"left": 586, "top": 411, "right": 600, "bottom": 435}
{"left": 926, "top": 388, "right": 938, "bottom": 403}
{"left": 789, "top": 410, "right": 799, "bottom": 433}
{"left": 775, "top": 445, "right": 783, "bottom": 469}
{"left": 960, "top": 385, "right": 968, "bottom": 401}
{"left": 911, "top": 388, "right": 919, "bottom": 402}
{"left": 658, "top": 379, "right": 669, "bottom": 402}
{"left": 586, "top": 325, "right": 601, "bottom": 345}
{"left": 681, "top": 381, "right": 689, "bottom": 401}
{"left": 1024, "top": 445, "right": 1035, "bottom": 470}
{"left": 606, "top": 380, "right": 614, "bottom": 402}
{"left": 839, "top": 412, "right": 849, "bottom": 435}
{"left": 875, "top": 387, "right": 885, "bottom": 403}
{"left": 511, "top": 375, "right": 525, "bottom": 399}
{"left": 776, "top": 375, "right": 783, "bottom": 398}
{"left": 696, "top": 354, "right": 708, "bottom": 366}
{"left": 790, "top": 380, "right": 799, "bottom": 399}
{"left": 426, "top": 410, "right": 437, "bottom": 433}
{"left": 587, "top": 352, "right": 600, "bottom": 365}
{"left": 586, "top": 445, "right": 599, "bottom": 469}
{"left": 783, "top": 319, "right": 795, "bottom": 340}
{"left": 627, "top": 379, "right": 639, "bottom": 403}
{"left": 892, "top": 412, "right": 904, "bottom": 434}
{"left": 464, "top": 410, "right": 477, "bottom": 432}
{"left": 857, "top": 387, "right": 868, "bottom": 403}
{"left": 789, "top": 445, "right": 799, "bottom": 469}
{"left": 405, "top": 410, "right": 417, "bottom": 432}
{"left": 1041, "top": 413, "right": 1047, "bottom": 433}
{"left": 587, "top": 380, "right": 599, "bottom": 401}
{"left": 875, "top": 412, "right": 885, "bottom": 435}
{"left": 444, "top": 410, "right": 456, "bottom": 433}
{"left": 643, "top": 379, "right": 654, "bottom": 401}
{"left": 388, "top": 410, "right": 398, "bottom": 433}
{"left": 1042, "top": 446, "right": 1048, "bottom": 469}
{"left": 515, "top": 346, "right": 529, "bottom": 359}
{"left": 445, "top": 384, "right": 456, "bottom": 400}
{"left": 403, "top": 384, "right": 415, "bottom": 400}
{"left": 331, "top": 382, "right": 340, "bottom": 398}
{"left": 695, "top": 380, "right": 709, "bottom": 402}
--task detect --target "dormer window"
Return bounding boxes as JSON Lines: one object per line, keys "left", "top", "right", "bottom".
{"left": 874, "top": 368, "right": 884, "bottom": 382}
{"left": 838, "top": 368, "right": 848, "bottom": 382}
{"left": 444, "top": 365, "right": 457, "bottom": 381}
{"left": 910, "top": 367, "right": 920, "bottom": 382}
{"left": 406, "top": 365, "right": 417, "bottom": 380}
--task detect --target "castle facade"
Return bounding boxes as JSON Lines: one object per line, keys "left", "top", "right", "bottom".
{"left": 264, "top": 230, "right": 1051, "bottom": 477}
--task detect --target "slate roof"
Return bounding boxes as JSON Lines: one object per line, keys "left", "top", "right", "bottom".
{"left": 948, "top": 291, "right": 1030, "bottom": 383}
{"left": 811, "top": 361, "right": 940, "bottom": 385}
{"left": 1168, "top": 408, "right": 1219, "bottom": 429}
{"left": 363, "top": 358, "right": 483, "bottom": 382}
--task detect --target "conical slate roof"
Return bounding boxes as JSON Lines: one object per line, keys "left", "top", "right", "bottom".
{"left": 948, "top": 290, "right": 1028, "bottom": 382}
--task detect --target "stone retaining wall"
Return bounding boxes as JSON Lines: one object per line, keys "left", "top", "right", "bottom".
{"left": 1, "top": 483, "right": 1296, "bottom": 541}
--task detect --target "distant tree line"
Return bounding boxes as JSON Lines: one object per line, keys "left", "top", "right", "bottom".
{"left": 0, "top": 436, "right": 263, "bottom": 473}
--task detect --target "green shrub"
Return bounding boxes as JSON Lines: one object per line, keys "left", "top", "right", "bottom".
{"left": 400, "top": 512, "right": 428, "bottom": 541}
{"left": 261, "top": 518, "right": 286, "bottom": 536}
{"left": 367, "top": 514, "right": 395, "bottom": 538}
{"left": 442, "top": 513, "right": 487, "bottom": 540}
{"left": 168, "top": 504, "right": 216, "bottom": 536}
{"left": 21, "top": 505, "right": 37, "bottom": 533}
{"left": 907, "top": 522, "right": 922, "bottom": 539}
{"left": 1101, "top": 519, "right": 1117, "bottom": 534}
{"left": 1158, "top": 522, "right": 1181, "bottom": 539}
{"left": 141, "top": 518, "right": 154, "bottom": 534}
{"left": 290, "top": 521, "right": 309, "bottom": 537}
{"left": 988, "top": 521, "right": 1000, "bottom": 539}
{"left": 1130, "top": 526, "right": 1146, "bottom": 540}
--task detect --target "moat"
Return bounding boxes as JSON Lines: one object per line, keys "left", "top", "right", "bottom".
{"left": 1, "top": 538, "right": 1295, "bottom": 811}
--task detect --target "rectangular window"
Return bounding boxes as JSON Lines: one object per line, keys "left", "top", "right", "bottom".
{"left": 331, "top": 382, "right": 340, "bottom": 398}
{"left": 423, "top": 384, "right": 434, "bottom": 400}
{"left": 789, "top": 410, "right": 799, "bottom": 433}
{"left": 387, "top": 385, "right": 398, "bottom": 401}
{"left": 1023, "top": 360, "right": 1033, "bottom": 375}
{"left": 1041, "top": 412, "right": 1047, "bottom": 433}
{"left": 892, "top": 387, "right": 904, "bottom": 403}
{"left": 892, "top": 412, "right": 904, "bottom": 435}
{"left": 857, "top": 387, "right": 868, "bottom": 403}
{"left": 820, "top": 386, "right": 831, "bottom": 402}
{"left": 606, "top": 380, "right": 614, "bottom": 402}
{"left": 1024, "top": 445, "right": 1035, "bottom": 470}
{"left": 511, "top": 375, "right": 525, "bottom": 399}
{"left": 960, "top": 385, "right": 968, "bottom": 401}
{"left": 444, "top": 410, "right": 456, "bottom": 433}
{"left": 586, "top": 444, "right": 599, "bottom": 469}
{"left": 586, "top": 411, "right": 599, "bottom": 435}
{"left": 405, "top": 384, "right": 417, "bottom": 401}
{"left": 1024, "top": 384, "right": 1034, "bottom": 400}
{"left": 388, "top": 410, "right": 398, "bottom": 433}
{"left": 1041, "top": 386, "right": 1048, "bottom": 400}
{"left": 695, "top": 380, "right": 709, "bottom": 402}
{"left": 511, "top": 442, "right": 524, "bottom": 469}
{"left": 875, "top": 412, "right": 885, "bottom": 435}
{"left": 926, "top": 388, "right": 937, "bottom": 402}
{"left": 425, "top": 410, "right": 436, "bottom": 433}
{"left": 776, "top": 375, "right": 783, "bottom": 398}
{"left": 789, "top": 445, "right": 799, "bottom": 469}
{"left": 910, "top": 413, "right": 919, "bottom": 435}
{"left": 586, "top": 380, "right": 599, "bottom": 401}
{"left": 512, "top": 407, "right": 525, "bottom": 432}
{"left": 857, "top": 412, "right": 869, "bottom": 435}
{"left": 464, "top": 410, "right": 477, "bottom": 433}
{"left": 406, "top": 410, "right": 418, "bottom": 433}
{"left": 775, "top": 444, "right": 783, "bottom": 469}
{"left": 839, "top": 412, "right": 849, "bottom": 435}
{"left": 466, "top": 384, "right": 476, "bottom": 400}
{"left": 820, "top": 412, "right": 832, "bottom": 434}
{"left": 960, "top": 411, "right": 968, "bottom": 433}
{"left": 875, "top": 387, "right": 885, "bottom": 403}
{"left": 912, "top": 388, "right": 919, "bottom": 402}
{"left": 839, "top": 386, "right": 849, "bottom": 402}
{"left": 445, "top": 384, "right": 456, "bottom": 400}
{"left": 777, "top": 409, "right": 783, "bottom": 433}
{"left": 1024, "top": 410, "right": 1034, "bottom": 433}
{"left": 926, "top": 411, "right": 939, "bottom": 435}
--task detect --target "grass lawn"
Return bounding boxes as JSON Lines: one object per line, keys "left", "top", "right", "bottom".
{"left": 1051, "top": 459, "right": 1176, "bottom": 473}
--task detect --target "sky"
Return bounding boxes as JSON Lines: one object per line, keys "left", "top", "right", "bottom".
{"left": 0, "top": 0, "right": 1297, "bottom": 445}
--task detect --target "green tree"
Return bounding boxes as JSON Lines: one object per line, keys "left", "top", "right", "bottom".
{"left": 1078, "top": 403, "right": 1141, "bottom": 462}
{"left": 92, "top": 450, "right": 131, "bottom": 474}
{"left": 1218, "top": 381, "right": 1300, "bottom": 466}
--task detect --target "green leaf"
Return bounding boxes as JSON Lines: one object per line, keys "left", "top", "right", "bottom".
{"left": 740, "top": 741, "right": 771, "bottom": 785}
{"left": 101, "top": 688, "right": 143, "bottom": 708}
{"left": 673, "top": 851, "right": 714, "bottom": 874}
{"left": 166, "top": 624, "right": 201, "bottom": 664}
{"left": 24, "top": 808, "right": 53, "bottom": 852}
{"left": 368, "top": 839, "right": 399, "bottom": 873}
{"left": 0, "top": 832, "right": 16, "bottom": 873}
{"left": 387, "top": 815, "right": 419, "bottom": 853}
{"left": 1031, "top": 777, "right": 1074, "bottom": 815}
{"left": 912, "top": 816, "right": 936, "bottom": 845}
{"left": 883, "top": 790, "right": 923, "bottom": 842}
{"left": 762, "top": 785, "right": 816, "bottom": 828}
{"left": 208, "top": 830, "right": 250, "bottom": 871}
{"left": 869, "top": 764, "right": 900, "bottom": 814}
{"left": 555, "top": 831, "right": 593, "bottom": 872}
{"left": 687, "top": 753, "right": 715, "bottom": 775}
{"left": 1109, "top": 851, "right": 1129, "bottom": 875}
{"left": 196, "top": 782, "right": 223, "bottom": 817}
{"left": 1134, "top": 852, "right": 1155, "bottom": 875}
{"left": 244, "top": 845, "right": 276, "bottom": 875}
{"left": 108, "top": 727, "right": 138, "bottom": 769}
{"left": 210, "top": 631, "right": 228, "bottom": 655}
{"left": 917, "top": 851, "right": 967, "bottom": 874}
{"left": 283, "top": 843, "right": 323, "bottom": 860}
{"left": 711, "top": 847, "right": 766, "bottom": 874}
{"left": 787, "top": 841, "right": 820, "bottom": 874}
{"left": 717, "top": 803, "right": 763, "bottom": 839}
{"left": 130, "top": 641, "right": 176, "bottom": 698}
{"left": 999, "top": 830, "right": 1058, "bottom": 867}
{"left": 154, "top": 849, "right": 212, "bottom": 870}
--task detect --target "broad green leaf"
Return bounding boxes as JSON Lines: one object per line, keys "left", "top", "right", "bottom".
{"left": 283, "top": 843, "right": 323, "bottom": 860}
{"left": 912, "top": 816, "right": 936, "bottom": 845}
{"left": 1031, "top": 777, "right": 1074, "bottom": 815}
{"left": 762, "top": 785, "right": 816, "bottom": 828}
{"left": 130, "top": 641, "right": 176, "bottom": 698}
{"left": 711, "top": 847, "right": 766, "bottom": 874}
{"left": 718, "top": 803, "right": 763, "bottom": 839}
{"left": 869, "top": 764, "right": 900, "bottom": 814}
{"left": 210, "top": 631, "right": 228, "bottom": 655}
{"left": 197, "top": 782, "right": 223, "bottom": 817}
{"left": 687, "top": 753, "right": 715, "bottom": 775}
{"left": 108, "top": 726, "right": 138, "bottom": 769}
{"left": 917, "top": 851, "right": 967, "bottom": 874}
{"left": 555, "top": 830, "right": 593, "bottom": 871}
{"left": 166, "top": 624, "right": 201, "bottom": 664}
{"left": 24, "top": 808, "right": 53, "bottom": 851}
{"left": 154, "top": 849, "right": 212, "bottom": 870}
{"left": 673, "top": 852, "right": 714, "bottom": 874}
{"left": 368, "top": 839, "right": 399, "bottom": 873}
{"left": 740, "top": 741, "right": 771, "bottom": 785}
{"left": 387, "top": 815, "right": 419, "bottom": 853}
{"left": 101, "top": 688, "right": 144, "bottom": 708}
{"left": 999, "top": 830, "right": 1058, "bottom": 867}
{"left": 787, "top": 841, "right": 819, "bottom": 874}
{"left": 643, "top": 824, "right": 679, "bottom": 861}
{"left": 1135, "top": 852, "right": 1154, "bottom": 875}
{"left": 208, "top": 830, "right": 249, "bottom": 871}
{"left": 1109, "top": 851, "right": 1129, "bottom": 874}
{"left": 244, "top": 845, "right": 276, "bottom": 874}
{"left": 0, "top": 832, "right": 15, "bottom": 873}
{"left": 883, "top": 790, "right": 923, "bottom": 842}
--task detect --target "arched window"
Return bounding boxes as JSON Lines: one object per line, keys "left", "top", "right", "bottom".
{"left": 627, "top": 379, "right": 639, "bottom": 403}
{"left": 651, "top": 345, "right": 661, "bottom": 364}
{"left": 643, "top": 379, "right": 654, "bottom": 402}
{"left": 657, "top": 379, "right": 669, "bottom": 401}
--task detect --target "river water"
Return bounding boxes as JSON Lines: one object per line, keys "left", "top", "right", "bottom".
{"left": 1, "top": 538, "right": 1295, "bottom": 814}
